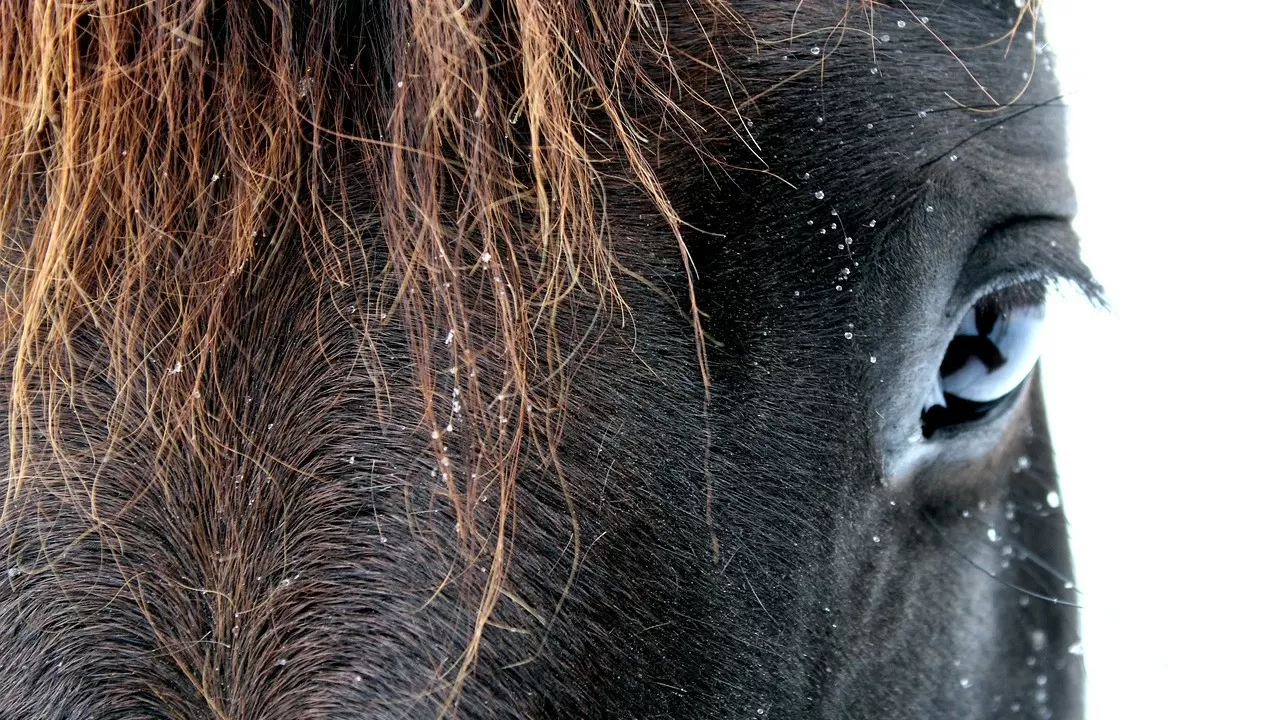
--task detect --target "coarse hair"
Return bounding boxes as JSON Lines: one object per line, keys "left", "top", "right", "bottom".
{"left": 0, "top": 0, "right": 742, "bottom": 708}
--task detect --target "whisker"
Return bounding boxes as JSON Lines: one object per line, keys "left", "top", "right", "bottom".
{"left": 922, "top": 510, "right": 1081, "bottom": 608}
{"left": 922, "top": 95, "right": 1066, "bottom": 167}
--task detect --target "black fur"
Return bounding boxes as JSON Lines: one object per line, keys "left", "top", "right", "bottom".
{"left": 0, "top": 1, "right": 1089, "bottom": 718}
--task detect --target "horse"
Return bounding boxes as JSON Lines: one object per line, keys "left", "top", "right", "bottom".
{"left": 0, "top": 0, "right": 1098, "bottom": 717}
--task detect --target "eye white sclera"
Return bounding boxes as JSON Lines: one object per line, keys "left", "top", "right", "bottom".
{"left": 939, "top": 302, "right": 1046, "bottom": 404}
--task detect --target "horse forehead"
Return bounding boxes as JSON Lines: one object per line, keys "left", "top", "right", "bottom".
{"left": 721, "top": 0, "right": 1067, "bottom": 156}
{"left": 748, "top": 8, "right": 1071, "bottom": 231}
{"left": 671, "top": 6, "right": 1072, "bottom": 255}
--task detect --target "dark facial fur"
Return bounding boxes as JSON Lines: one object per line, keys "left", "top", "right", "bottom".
{"left": 0, "top": 2, "right": 1089, "bottom": 718}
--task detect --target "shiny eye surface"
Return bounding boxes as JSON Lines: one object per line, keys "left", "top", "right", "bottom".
{"left": 921, "top": 283, "right": 1046, "bottom": 438}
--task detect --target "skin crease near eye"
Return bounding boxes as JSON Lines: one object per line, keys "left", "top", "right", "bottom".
{"left": 0, "top": 1, "right": 1099, "bottom": 719}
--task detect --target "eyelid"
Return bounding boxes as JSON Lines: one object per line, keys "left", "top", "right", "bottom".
{"left": 952, "top": 216, "right": 1104, "bottom": 317}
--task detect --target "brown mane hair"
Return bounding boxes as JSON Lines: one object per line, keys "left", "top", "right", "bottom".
{"left": 0, "top": 0, "right": 746, "bottom": 708}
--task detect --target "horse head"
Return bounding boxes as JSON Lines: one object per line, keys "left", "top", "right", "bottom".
{"left": 0, "top": 1, "right": 1096, "bottom": 717}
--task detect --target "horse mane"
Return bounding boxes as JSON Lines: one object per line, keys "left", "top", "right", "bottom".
{"left": 0, "top": 0, "right": 753, "bottom": 707}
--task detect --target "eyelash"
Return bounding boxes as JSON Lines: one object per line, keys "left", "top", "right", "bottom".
{"left": 972, "top": 277, "right": 1050, "bottom": 315}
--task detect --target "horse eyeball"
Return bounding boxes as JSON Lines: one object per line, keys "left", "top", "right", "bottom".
{"left": 941, "top": 301, "right": 1044, "bottom": 403}
{"left": 921, "top": 284, "right": 1046, "bottom": 437}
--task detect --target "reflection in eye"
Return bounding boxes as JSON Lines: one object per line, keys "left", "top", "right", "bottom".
{"left": 922, "top": 284, "right": 1046, "bottom": 438}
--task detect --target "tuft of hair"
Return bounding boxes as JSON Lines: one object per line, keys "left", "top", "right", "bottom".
{"left": 0, "top": 0, "right": 750, "bottom": 712}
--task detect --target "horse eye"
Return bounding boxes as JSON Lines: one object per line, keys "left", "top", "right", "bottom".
{"left": 921, "top": 284, "right": 1046, "bottom": 438}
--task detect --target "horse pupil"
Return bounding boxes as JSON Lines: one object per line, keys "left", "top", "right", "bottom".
{"left": 975, "top": 296, "right": 1002, "bottom": 336}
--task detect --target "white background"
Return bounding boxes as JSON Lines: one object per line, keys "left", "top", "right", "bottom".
{"left": 1043, "top": 1, "right": 1280, "bottom": 716}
